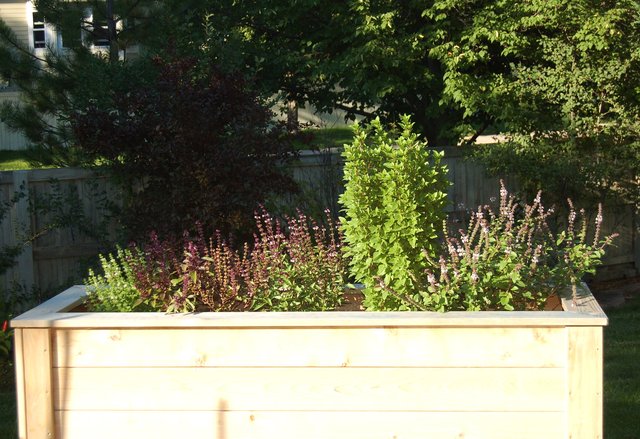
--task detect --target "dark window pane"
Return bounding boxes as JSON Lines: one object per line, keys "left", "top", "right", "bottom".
{"left": 33, "top": 13, "right": 46, "bottom": 48}
{"left": 33, "top": 13, "right": 44, "bottom": 27}
{"left": 33, "top": 31, "right": 45, "bottom": 48}
{"left": 93, "top": 21, "right": 109, "bottom": 47}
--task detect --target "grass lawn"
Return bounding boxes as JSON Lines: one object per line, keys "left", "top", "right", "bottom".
{"left": 0, "top": 127, "right": 357, "bottom": 170}
{"left": 0, "top": 291, "right": 637, "bottom": 438}
{"left": 0, "top": 150, "right": 36, "bottom": 171}
{"left": 294, "top": 127, "right": 354, "bottom": 150}
{"left": 603, "top": 292, "right": 640, "bottom": 438}
{"left": 0, "top": 389, "right": 16, "bottom": 438}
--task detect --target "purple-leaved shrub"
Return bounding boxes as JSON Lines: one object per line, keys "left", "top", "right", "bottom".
{"left": 127, "top": 232, "right": 181, "bottom": 311}
{"left": 246, "top": 209, "right": 345, "bottom": 311}
{"left": 86, "top": 209, "right": 346, "bottom": 312}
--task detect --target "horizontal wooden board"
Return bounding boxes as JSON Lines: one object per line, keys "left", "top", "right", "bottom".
{"left": 54, "top": 410, "right": 565, "bottom": 439}
{"left": 12, "top": 285, "right": 608, "bottom": 329}
{"left": 560, "top": 283, "right": 608, "bottom": 320}
{"left": 54, "top": 367, "right": 565, "bottom": 412}
{"left": 53, "top": 326, "right": 566, "bottom": 368}
{"left": 19, "top": 309, "right": 608, "bottom": 328}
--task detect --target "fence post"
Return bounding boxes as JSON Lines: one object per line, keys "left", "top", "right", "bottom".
{"left": 10, "top": 170, "right": 34, "bottom": 291}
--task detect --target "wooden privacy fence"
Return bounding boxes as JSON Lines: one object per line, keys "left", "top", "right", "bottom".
{"left": 1, "top": 150, "right": 638, "bottom": 293}
{"left": 0, "top": 168, "right": 118, "bottom": 295}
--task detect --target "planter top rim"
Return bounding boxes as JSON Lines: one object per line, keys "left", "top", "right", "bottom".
{"left": 12, "top": 284, "right": 607, "bottom": 329}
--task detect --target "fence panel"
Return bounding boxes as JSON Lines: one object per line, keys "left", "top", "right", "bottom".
{"left": 0, "top": 168, "right": 118, "bottom": 295}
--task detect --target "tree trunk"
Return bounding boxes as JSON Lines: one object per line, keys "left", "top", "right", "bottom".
{"left": 106, "top": 0, "right": 118, "bottom": 62}
{"left": 287, "top": 99, "right": 298, "bottom": 132}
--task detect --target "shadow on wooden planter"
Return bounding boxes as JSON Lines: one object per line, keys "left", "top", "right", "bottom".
{"left": 11, "top": 283, "right": 606, "bottom": 439}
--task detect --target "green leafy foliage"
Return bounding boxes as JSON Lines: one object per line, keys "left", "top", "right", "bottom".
{"left": 85, "top": 247, "right": 147, "bottom": 312}
{"left": 4, "top": 0, "right": 636, "bottom": 206}
{"left": 339, "top": 116, "right": 449, "bottom": 310}
{"left": 174, "top": 0, "right": 639, "bottom": 205}
{"left": 184, "top": 0, "right": 461, "bottom": 144}
{"left": 428, "top": 0, "right": 640, "bottom": 205}
{"left": 383, "top": 182, "right": 617, "bottom": 312}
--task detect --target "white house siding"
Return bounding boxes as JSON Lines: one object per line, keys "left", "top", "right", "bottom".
{"left": 0, "top": 2, "right": 28, "bottom": 149}
{"left": 0, "top": 92, "right": 28, "bottom": 150}
{"left": 0, "top": 0, "right": 28, "bottom": 44}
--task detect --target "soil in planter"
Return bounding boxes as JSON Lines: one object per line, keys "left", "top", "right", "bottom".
{"left": 335, "top": 290, "right": 366, "bottom": 311}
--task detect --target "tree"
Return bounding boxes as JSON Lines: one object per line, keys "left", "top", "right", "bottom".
{"left": 189, "top": 0, "right": 639, "bottom": 205}
{"left": 71, "top": 57, "right": 298, "bottom": 241}
{"left": 3, "top": 0, "right": 638, "bottom": 206}
{"left": 428, "top": 0, "right": 640, "bottom": 205}
{"left": 0, "top": 0, "right": 160, "bottom": 165}
{"left": 176, "top": 1, "right": 463, "bottom": 145}
{"left": 1, "top": 1, "right": 299, "bottom": 241}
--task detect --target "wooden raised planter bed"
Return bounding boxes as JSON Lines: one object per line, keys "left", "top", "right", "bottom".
{"left": 12, "top": 284, "right": 606, "bottom": 439}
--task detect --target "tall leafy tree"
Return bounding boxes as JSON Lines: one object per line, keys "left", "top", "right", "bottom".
{"left": 185, "top": 1, "right": 462, "bottom": 144}
{"left": 3, "top": 0, "right": 638, "bottom": 205}
{"left": 428, "top": 0, "right": 640, "bottom": 205}
{"left": 71, "top": 56, "right": 297, "bottom": 241}
{"left": 177, "top": 0, "right": 639, "bottom": 204}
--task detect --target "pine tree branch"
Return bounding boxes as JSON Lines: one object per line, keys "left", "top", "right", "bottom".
{"left": 0, "top": 23, "right": 49, "bottom": 64}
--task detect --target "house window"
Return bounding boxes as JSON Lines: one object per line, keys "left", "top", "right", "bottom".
{"left": 33, "top": 13, "right": 46, "bottom": 48}
{"left": 91, "top": 19, "right": 110, "bottom": 47}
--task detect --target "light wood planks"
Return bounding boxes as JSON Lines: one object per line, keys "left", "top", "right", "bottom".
{"left": 567, "top": 326, "right": 604, "bottom": 439}
{"left": 53, "top": 326, "right": 567, "bottom": 368}
{"left": 12, "top": 285, "right": 608, "bottom": 329}
{"left": 17, "top": 309, "right": 608, "bottom": 328}
{"left": 12, "top": 285, "right": 86, "bottom": 325}
{"left": 12, "top": 283, "right": 608, "bottom": 439}
{"left": 560, "top": 282, "right": 608, "bottom": 322}
{"left": 54, "top": 411, "right": 566, "bottom": 439}
{"left": 54, "top": 367, "right": 565, "bottom": 412}
{"left": 13, "top": 329, "right": 27, "bottom": 439}
{"left": 22, "top": 329, "right": 55, "bottom": 439}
